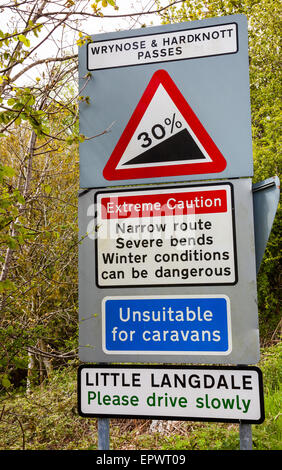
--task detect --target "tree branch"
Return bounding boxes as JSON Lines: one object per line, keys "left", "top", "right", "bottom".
{"left": 9, "top": 54, "right": 77, "bottom": 85}
{"left": 36, "top": 1, "right": 185, "bottom": 20}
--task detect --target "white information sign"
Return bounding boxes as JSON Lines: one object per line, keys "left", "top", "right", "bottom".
{"left": 96, "top": 183, "right": 237, "bottom": 287}
{"left": 87, "top": 22, "right": 238, "bottom": 70}
{"left": 78, "top": 365, "right": 264, "bottom": 424}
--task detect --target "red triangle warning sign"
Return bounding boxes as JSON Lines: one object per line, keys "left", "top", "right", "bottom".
{"left": 103, "top": 69, "right": 226, "bottom": 181}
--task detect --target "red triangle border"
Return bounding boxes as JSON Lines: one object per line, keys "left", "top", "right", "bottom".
{"left": 103, "top": 69, "right": 226, "bottom": 181}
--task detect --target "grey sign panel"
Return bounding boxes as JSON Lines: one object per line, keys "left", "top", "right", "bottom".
{"left": 78, "top": 178, "right": 259, "bottom": 364}
{"left": 252, "top": 176, "right": 280, "bottom": 272}
{"left": 78, "top": 15, "right": 253, "bottom": 188}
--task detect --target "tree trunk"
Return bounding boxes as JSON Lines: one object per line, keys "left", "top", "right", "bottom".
{"left": 38, "top": 338, "right": 53, "bottom": 378}
{"left": 26, "top": 349, "right": 36, "bottom": 396}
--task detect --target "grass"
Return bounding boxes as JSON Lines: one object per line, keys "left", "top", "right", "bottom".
{"left": 0, "top": 342, "right": 281, "bottom": 451}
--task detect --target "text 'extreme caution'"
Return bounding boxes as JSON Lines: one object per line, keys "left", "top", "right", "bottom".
{"left": 96, "top": 183, "right": 237, "bottom": 287}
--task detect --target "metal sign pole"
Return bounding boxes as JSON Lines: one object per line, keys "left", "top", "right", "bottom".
{"left": 98, "top": 418, "right": 110, "bottom": 450}
{"left": 97, "top": 360, "right": 110, "bottom": 450}
{"left": 240, "top": 423, "right": 252, "bottom": 450}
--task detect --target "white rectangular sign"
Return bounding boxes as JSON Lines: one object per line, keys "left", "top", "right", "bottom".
{"left": 87, "top": 22, "right": 238, "bottom": 70}
{"left": 78, "top": 365, "right": 264, "bottom": 424}
{"left": 96, "top": 183, "right": 237, "bottom": 287}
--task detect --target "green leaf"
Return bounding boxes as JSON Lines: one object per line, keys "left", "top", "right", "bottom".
{"left": 0, "top": 279, "right": 16, "bottom": 292}
{"left": 1, "top": 374, "right": 11, "bottom": 389}
{"left": 18, "top": 34, "right": 30, "bottom": 47}
{"left": 44, "top": 185, "right": 52, "bottom": 194}
{"left": 7, "top": 237, "right": 17, "bottom": 249}
{"left": 0, "top": 165, "right": 15, "bottom": 182}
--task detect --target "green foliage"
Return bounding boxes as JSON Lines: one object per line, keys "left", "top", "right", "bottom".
{"left": 260, "top": 343, "right": 282, "bottom": 394}
{"left": 252, "top": 343, "right": 282, "bottom": 450}
{"left": 156, "top": 0, "right": 282, "bottom": 344}
{"left": 0, "top": 365, "right": 96, "bottom": 450}
{"left": 0, "top": 163, "right": 28, "bottom": 287}
{"left": 93, "top": 0, "right": 118, "bottom": 9}
{"left": 0, "top": 345, "right": 280, "bottom": 450}
{"left": 0, "top": 1, "right": 82, "bottom": 393}
{"left": 0, "top": 0, "right": 280, "bottom": 451}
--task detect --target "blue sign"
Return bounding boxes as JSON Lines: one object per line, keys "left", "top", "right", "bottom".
{"left": 102, "top": 296, "right": 231, "bottom": 355}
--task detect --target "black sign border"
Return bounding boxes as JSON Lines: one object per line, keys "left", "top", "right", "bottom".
{"left": 94, "top": 181, "right": 238, "bottom": 288}
{"left": 77, "top": 364, "right": 264, "bottom": 424}
{"left": 86, "top": 22, "right": 239, "bottom": 71}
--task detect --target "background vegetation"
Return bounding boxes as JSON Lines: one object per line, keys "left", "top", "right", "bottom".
{"left": 0, "top": 0, "right": 281, "bottom": 450}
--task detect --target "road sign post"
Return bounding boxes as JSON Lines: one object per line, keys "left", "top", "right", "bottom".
{"left": 76, "top": 14, "right": 278, "bottom": 451}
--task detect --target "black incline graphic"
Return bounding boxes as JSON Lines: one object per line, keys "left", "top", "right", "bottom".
{"left": 122, "top": 128, "right": 206, "bottom": 166}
